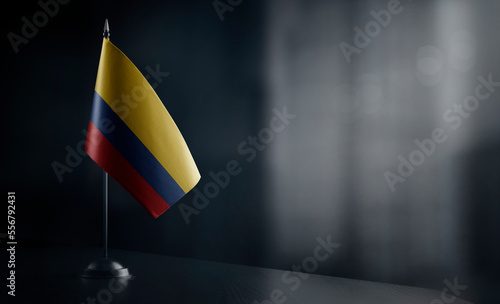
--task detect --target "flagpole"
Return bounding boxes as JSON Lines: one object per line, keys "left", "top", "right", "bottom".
{"left": 103, "top": 19, "right": 110, "bottom": 259}
{"left": 81, "top": 19, "right": 131, "bottom": 279}
{"left": 102, "top": 18, "right": 110, "bottom": 261}
{"left": 104, "top": 171, "right": 108, "bottom": 258}
{"left": 103, "top": 18, "right": 110, "bottom": 260}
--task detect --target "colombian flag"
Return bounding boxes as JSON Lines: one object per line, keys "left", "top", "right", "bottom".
{"left": 85, "top": 37, "right": 201, "bottom": 218}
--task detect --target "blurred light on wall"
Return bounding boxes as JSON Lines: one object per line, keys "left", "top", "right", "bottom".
{"left": 263, "top": 0, "right": 484, "bottom": 285}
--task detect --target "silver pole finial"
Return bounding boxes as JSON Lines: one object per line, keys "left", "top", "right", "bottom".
{"left": 103, "top": 19, "right": 110, "bottom": 38}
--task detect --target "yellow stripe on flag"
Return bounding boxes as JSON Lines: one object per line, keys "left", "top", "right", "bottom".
{"left": 94, "top": 38, "right": 200, "bottom": 192}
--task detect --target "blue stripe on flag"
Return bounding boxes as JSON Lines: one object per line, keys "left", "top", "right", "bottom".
{"left": 89, "top": 91, "right": 186, "bottom": 205}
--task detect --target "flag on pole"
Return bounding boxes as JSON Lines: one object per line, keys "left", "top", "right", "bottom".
{"left": 85, "top": 37, "right": 201, "bottom": 218}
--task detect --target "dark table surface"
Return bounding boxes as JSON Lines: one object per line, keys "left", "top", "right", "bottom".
{"left": 1, "top": 246, "right": 473, "bottom": 304}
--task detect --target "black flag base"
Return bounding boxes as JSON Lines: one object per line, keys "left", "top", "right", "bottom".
{"left": 81, "top": 257, "right": 131, "bottom": 279}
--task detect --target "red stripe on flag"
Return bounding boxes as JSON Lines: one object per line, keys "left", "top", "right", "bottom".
{"left": 85, "top": 121, "right": 170, "bottom": 218}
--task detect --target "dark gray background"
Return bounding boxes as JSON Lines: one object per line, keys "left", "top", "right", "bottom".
{"left": 1, "top": 0, "right": 499, "bottom": 303}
